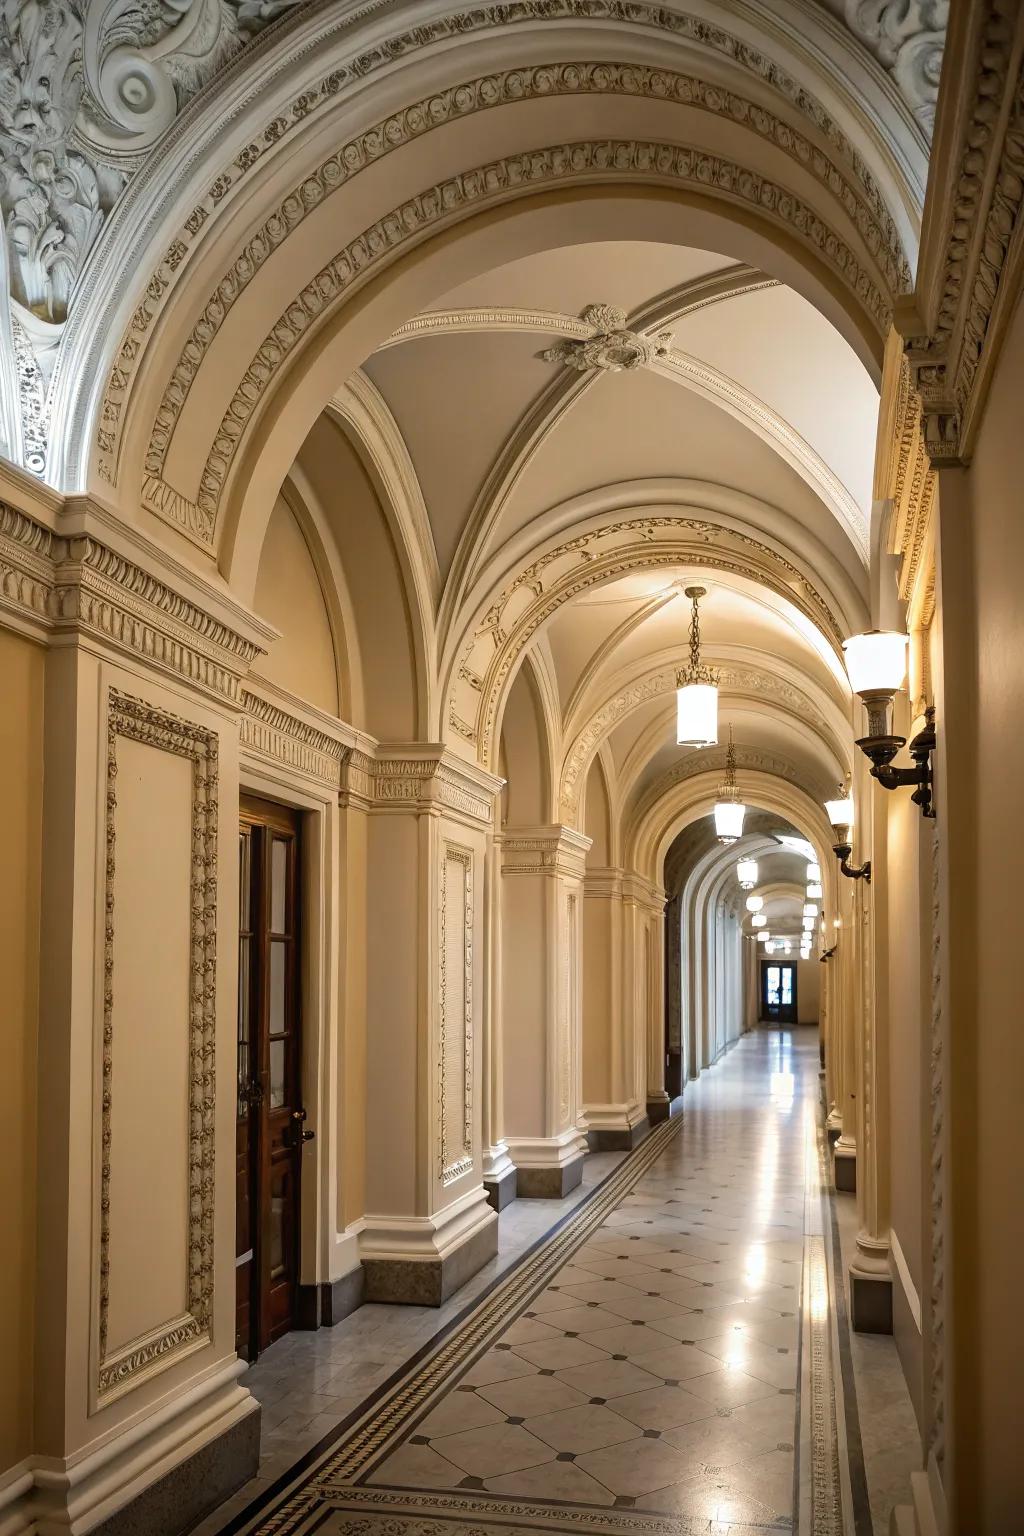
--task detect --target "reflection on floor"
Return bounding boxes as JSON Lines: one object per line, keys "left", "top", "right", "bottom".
{"left": 195, "top": 1028, "right": 916, "bottom": 1535}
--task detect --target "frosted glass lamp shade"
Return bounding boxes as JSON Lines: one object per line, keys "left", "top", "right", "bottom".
{"left": 843, "top": 630, "right": 908, "bottom": 696}
{"left": 807, "top": 882, "right": 823, "bottom": 899}
{"left": 745, "top": 894, "right": 764, "bottom": 913}
{"left": 802, "top": 916, "right": 815, "bottom": 931}
{"left": 736, "top": 859, "right": 758, "bottom": 889}
{"left": 714, "top": 799, "right": 746, "bottom": 843}
{"left": 757, "top": 929, "right": 771, "bottom": 943}
{"left": 807, "top": 862, "right": 821, "bottom": 883}
{"left": 676, "top": 682, "right": 718, "bottom": 747}
{"left": 803, "top": 902, "right": 818, "bottom": 917}
{"left": 825, "top": 795, "right": 855, "bottom": 830}
{"left": 751, "top": 913, "right": 767, "bottom": 928}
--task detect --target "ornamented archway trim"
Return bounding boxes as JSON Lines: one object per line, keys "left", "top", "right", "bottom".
{"left": 447, "top": 516, "right": 848, "bottom": 766}
{"left": 89, "top": 27, "right": 909, "bottom": 491}
{"left": 559, "top": 662, "right": 843, "bottom": 820}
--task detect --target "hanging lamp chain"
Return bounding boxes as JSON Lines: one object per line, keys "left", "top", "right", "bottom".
{"left": 679, "top": 585, "right": 718, "bottom": 688}
{"left": 689, "top": 589, "right": 702, "bottom": 673}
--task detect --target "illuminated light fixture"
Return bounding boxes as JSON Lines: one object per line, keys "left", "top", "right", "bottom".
{"left": 802, "top": 916, "right": 815, "bottom": 932}
{"left": 807, "top": 861, "right": 821, "bottom": 883}
{"left": 843, "top": 630, "right": 935, "bottom": 819}
{"left": 745, "top": 895, "right": 764, "bottom": 914}
{"left": 807, "top": 882, "right": 823, "bottom": 900}
{"left": 834, "top": 917, "right": 842, "bottom": 929}
{"left": 751, "top": 913, "right": 767, "bottom": 928}
{"left": 736, "top": 858, "right": 758, "bottom": 889}
{"left": 825, "top": 785, "right": 870, "bottom": 883}
{"left": 757, "top": 929, "right": 771, "bottom": 944}
{"left": 782, "top": 940, "right": 791, "bottom": 954}
{"left": 714, "top": 728, "right": 746, "bottom": 845}
{"left": 676, "top": 586, "right": 718, "bottom": 747}
{"left": 803, "top": 902, "right": 817, "bottom": 917}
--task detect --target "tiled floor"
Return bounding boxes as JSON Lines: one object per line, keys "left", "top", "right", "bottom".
{"left": 196, "top": 1027, "right": 842, "bottom": 1536}
{"left": 358, "top": 1029, "right": 810, "bottom": 1527}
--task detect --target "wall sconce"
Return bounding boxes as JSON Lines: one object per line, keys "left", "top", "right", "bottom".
{"left": 825, "top": 791, "right": 870, "bottom": 882}
{"left": 843, "top": 631, "right": 936, "bottom": 819}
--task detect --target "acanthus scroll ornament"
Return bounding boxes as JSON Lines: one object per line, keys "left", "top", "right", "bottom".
{"left": 540, "top": 304, "right": 673, "bottom": 374}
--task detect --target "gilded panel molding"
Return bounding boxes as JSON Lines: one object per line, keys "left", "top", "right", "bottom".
{"left": 93, "top": 29, "right": 907, "bottom": 492}
{"left": 98, "top": 689, "right": 218, "bottom": 1400}
{"left": 439, "top": 843, "right": 474, "bottom": 1187}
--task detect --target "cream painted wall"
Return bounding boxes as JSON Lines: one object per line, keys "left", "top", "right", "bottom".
{"left": 0, "top": 629, "right": 42, "bottom": 1474}
{"left": 500, "top": 875, "right": 548, "bottom": 1137}
{"left": 936, "top": 293, "right": 1024, "bottom": 1531}
{"left": 797, "top": 957, "right": 820, "bottom": 1024}
{"left": 582, "top": 893, "right": 613, "bottom": 1107}
{"left": 254, "top": 496, "right": 339, "bottom": 716}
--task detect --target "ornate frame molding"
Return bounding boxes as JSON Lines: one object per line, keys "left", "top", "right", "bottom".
{"left": 98, "top": 689, "right": 218, "bottom": 1402}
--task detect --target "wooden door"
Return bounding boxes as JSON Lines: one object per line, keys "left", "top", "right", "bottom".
{"left": 236, "top": 797, "right": 308, "bottom": 1359}
{"left": 760, "top": 960, "right": 798, "bottom": 1025}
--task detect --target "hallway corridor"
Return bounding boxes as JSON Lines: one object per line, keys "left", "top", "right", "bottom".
{"left": 206, "top": 1027, "right": 856, "bottom": 1535}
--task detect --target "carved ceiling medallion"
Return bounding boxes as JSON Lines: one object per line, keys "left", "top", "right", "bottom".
{"left": 540, "top": 304, "right": 673, "bottom": 374}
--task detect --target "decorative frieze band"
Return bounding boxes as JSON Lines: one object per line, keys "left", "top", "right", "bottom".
{"left": 499, "top": 825, "right": 592, "bottom": 880}
{"left": 239, "top": 686, "right": 352, "bottom": 789}
{"left": 0, "top": 496, "right": 265, "bottom": 704}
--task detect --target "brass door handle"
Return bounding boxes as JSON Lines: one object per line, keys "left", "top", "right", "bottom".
{"left": 291, "top": 1108, "right": 314, "bottom": 1144}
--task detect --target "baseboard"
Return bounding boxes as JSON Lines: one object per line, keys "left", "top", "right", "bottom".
{"left": 28, "top": 1362, "right": 258, "bottom": 1536}
{"left": 483, "top": 1163, "right": 518, "bottom": 1211}
{"left": 297, "top": 1264, "right": 365, "bottom": 1328}
{"left": 362, "top": 1213, "right": 497, "bottom": 1305}
{"left": 588, "top": 1116, "right": 650, "bottom": 1151}
{"left": 516, "top": 1153, "right": 585, "bottom": 1199}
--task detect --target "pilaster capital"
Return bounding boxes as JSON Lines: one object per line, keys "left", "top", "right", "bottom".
{"left": 582, "top": 865, "right": 664, "bottom": 910}
{"left": 498, "top": 824, "right": 592, "bottom": 879}
{"left": 340, "top": 743, "right": 502, "bottom": 826}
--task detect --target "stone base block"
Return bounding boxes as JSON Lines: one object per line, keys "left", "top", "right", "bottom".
{"left": 362, "top": 1213, "right": 498, "bottom": 1306}
{"left": 833, "top": 1145, "right": 856, "bottom": 1192}
{"left": 851, "top": 1270, "right": 893, "bottom": 1334}
{"left": 91, "top": 1402, "right": 260, "bottom": 1536}
{"left": 588, "top": 1116, "right": 649, "bottom": 1152}
{"left": 646, "top": 1094, "right": 671, "bottom": 1125}
{"left": 516, "top": 1153, "right": 585, "bottom": 1199}
{"left": 298, "top": 1264, "right": 365, "bottom": 1328}
{"left": 483, "top": 1163, "right": 518, "bottom": 1212}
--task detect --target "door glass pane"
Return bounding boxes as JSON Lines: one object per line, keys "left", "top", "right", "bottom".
{"left": 271, "top": 837, "right": 288, "bottom": 934}
{"left": 781, "top": 967, "right": 793, "bottom": 1005}
{"left": 766, "top": 966, "right": 781, "bottom": 1006}
{"left": 269, "top": 940, "right": 286, "bottom": 1034}
{"left": 269, "top": 1037, "right": 286, "bottom": 1108}
{"left": 239, "top": 830, "right": 251, "bottom": 929}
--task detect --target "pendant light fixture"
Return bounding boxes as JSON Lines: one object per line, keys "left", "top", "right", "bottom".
{"left": 736, "top": 858, "right": 758, "bottom": 889}
{"left": 745, "top": 894, "right": 764, "bottom": 914}
{"left": 714, "top": 727, "right": 746, "bottom": 844}
{"left": 676, "top": 586, "right": 718, "bottom": 747}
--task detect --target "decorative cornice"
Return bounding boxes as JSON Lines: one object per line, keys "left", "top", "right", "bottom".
{"left": 819, "top": 0, "right": 948, "bottom": 135}
{"left": 0, "top": 497, "right": 264, "bottom": 702}
{"left": 341, "top": 746, "right": 502, "bottom": 825}
{"left": 499, "top": 824, "right": 592, "bottom": 878}
{"left": 879, "top": 348, "right": 936, "bottom": 605}
{"left": 239, "top": 683, "right": 353, "bottom": 788}
{"left": 900, "top": 1, "right": 1024, "bottom": 464}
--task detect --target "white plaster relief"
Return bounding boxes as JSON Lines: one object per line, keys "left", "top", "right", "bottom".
{"left": 822, "top": 0, "right": 948, "bottom": 133}
{"left": 540, "top": 303, "right": 673, "bottom": 373}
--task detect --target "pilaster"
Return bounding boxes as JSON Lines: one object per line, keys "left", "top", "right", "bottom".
{"left": 341, "top": 746, "right": 503, "bottom": 1301}
{"left": 499, "top": 826, "right": 591, "bottom": 1197}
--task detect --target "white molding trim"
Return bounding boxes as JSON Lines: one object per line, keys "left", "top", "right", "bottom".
{"left": 504, "top": 1129, "right": 589, "bottom": 1170}
{"left": 358, "top": 1185, "right": 495, "bottom": 1265}
{"left": 890, "top": 1226, "right": 923, "bottom": 1333}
